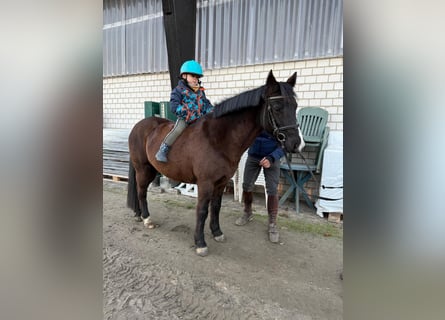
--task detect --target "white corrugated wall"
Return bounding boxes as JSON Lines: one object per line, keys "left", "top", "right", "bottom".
{"left": 103, "top": 0, "right": 343, "bottom": 77}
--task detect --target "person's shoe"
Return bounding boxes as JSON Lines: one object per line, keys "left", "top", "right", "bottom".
{"left": 155, "top": 143, "right": 170, "bottom": 162}
{"left": 268, "top": 223, "right": 280, "bottom": 243}
{"left": 235, "top": 212, "right": 253, "bottom": 226}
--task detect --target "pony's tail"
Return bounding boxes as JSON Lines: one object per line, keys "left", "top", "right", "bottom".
{"left": 127, "top": 160, "right": 140, "bottom": 213}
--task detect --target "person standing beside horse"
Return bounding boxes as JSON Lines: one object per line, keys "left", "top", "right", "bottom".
{"left": 235, "top": 131, "right": 284, "bottom": 243}
{"left": 155, "top": 60, "right": 214, "bottom": 162}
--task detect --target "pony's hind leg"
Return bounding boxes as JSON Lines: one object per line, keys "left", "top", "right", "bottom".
{"left": 127, "top": 160, "right": 142, "bottom": 220}
{"left": 135, "top": 163, "right": 158, "bottom": 228}
{"left": 210, "top": 185, "right": 225, "bottom": 242}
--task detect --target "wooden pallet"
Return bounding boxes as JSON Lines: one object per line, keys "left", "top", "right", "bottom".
{"left": 103, "top": 173, "right": 128, "bottom": 183}
{"left": 327, "top": 212, "right": 343, "bottom": 223}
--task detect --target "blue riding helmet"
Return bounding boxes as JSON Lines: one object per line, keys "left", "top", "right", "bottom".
{"left": 180, "top": 60, "right": 203, "bottom": 77}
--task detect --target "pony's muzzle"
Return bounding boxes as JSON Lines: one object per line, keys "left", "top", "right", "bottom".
{"left": 297, "top": 140, "right": 305, "bottom": 153}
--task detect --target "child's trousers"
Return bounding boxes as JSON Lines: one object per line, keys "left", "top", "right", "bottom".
{"left": 163, "top": 118, "right": 187, "bottom": 146}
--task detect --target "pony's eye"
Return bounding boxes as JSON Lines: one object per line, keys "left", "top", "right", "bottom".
{"left": 271, "top": 102, "right": 283, "bottom": 110}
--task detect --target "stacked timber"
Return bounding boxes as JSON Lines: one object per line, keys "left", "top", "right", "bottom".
{"left": 103, "top": 128, "right": 131, "bottom": 180}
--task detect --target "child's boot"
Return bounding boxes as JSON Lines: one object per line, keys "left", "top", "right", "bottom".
{"left": 155, "top": 143, "right": 170, "bottom": 162}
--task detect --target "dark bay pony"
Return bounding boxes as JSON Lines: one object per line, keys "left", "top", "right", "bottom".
{"left": 127, "top": 70, "right": 304, "bottom": 256}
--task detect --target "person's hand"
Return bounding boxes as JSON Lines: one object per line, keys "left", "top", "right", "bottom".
{"left": 259, "top": 157, "right": 271, "bottom": 168}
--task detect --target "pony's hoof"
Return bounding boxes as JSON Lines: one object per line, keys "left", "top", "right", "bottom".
{"left": 196, "top": 247, "right": 208, "bottom": 257}
{"left": 134, "top": 215, "right": 143, "bottom": 222}
{"left": 143, "top": 217, "right": 158, "bottom": 229}
{"left": 214, "top": 234, "right": 225, "bottom": 242}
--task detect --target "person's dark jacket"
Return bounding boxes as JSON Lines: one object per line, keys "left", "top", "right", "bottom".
{"left": 248, "top": 131, "right": 284, "bottom": 163}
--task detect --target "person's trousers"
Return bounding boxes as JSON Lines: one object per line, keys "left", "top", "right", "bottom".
{"left": 242, "top": 155, "right": 280, "bottom": 195}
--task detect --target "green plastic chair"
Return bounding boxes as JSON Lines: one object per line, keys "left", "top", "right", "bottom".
{"left": 298, "top": 107, "right": 329, "bottom": 147}
{"left": 297, "top": 107, "right": 329, "bottom": 173}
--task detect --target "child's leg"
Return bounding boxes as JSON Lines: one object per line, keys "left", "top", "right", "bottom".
{"left": 155, "top": 119, "right": 187, "bottom": 162}
{"left": 163, "top": 119, "right": 187, "bottom": 146}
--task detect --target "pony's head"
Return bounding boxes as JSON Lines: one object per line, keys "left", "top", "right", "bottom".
{"left": 261, "top": 70, "right": 304, "bottom": 153}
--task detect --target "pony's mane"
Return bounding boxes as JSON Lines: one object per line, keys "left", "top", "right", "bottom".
{"left": 214, "top": 86, "right": 265, "bottom": 118}
{"left": 213, "top": 82, "right": 296, "bottom": 118}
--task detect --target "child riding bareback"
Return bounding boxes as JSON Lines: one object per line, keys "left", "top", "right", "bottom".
{"left": 155, "top": 60, "right": 214, "bottom": 162}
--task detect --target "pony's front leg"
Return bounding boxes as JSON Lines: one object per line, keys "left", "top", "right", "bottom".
{"left": 210, "top": 188, "right": 225, "bottom": 242}
{"left": 194, "top": 190, "right": 212, "bottom": 257}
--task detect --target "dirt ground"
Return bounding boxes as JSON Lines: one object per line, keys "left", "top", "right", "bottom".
{"left": 103, "top": 180, "right": 343, "bottom": 320}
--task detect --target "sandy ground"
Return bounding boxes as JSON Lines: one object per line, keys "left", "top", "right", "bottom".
{"left": 103, "top": 180, "right": 343, "bottom": 320}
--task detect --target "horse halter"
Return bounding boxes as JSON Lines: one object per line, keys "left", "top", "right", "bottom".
{"left": 262, "top": 95, "right": 299, "bottom": 144}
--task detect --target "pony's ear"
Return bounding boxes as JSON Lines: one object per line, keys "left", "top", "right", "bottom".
{"left": 286, "top": 72, "right": 297, "bottom": 87}
{"left": 266, "top": 70, "right": 277, "bottom": 85}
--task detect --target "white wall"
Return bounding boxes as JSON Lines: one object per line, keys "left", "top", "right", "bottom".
{"left": 103, "top": 56, "right": 343, "bottom": 131}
